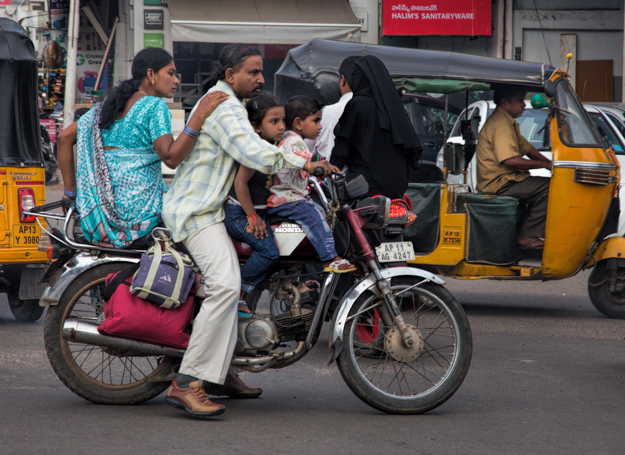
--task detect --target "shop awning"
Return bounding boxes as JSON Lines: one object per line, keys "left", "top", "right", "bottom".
{"left": 168, "top": 0, "right": 361, "bottom": 44}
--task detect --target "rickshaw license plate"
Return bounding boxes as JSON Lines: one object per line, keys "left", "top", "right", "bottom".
{"left": 375, "top": 242, "right": 415, "bottom": 262}
{"left": 13, "top": 225, "right": 40, "bottom": 246}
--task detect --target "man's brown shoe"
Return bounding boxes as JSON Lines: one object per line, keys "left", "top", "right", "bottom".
{"left": 165, "top": 380, "right": 225, "bottom": 418}
{"left": 203, "top": 374, "right": 262, "bottom": 399}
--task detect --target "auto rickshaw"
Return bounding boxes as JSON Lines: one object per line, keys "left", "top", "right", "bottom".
{"left": 276, "top": 39, "right": 625, "bottom": 319}
{"left": 0, "top": 19, "right": 50, "bottom": 321}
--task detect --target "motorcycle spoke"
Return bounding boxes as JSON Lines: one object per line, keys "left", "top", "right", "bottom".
{"left": 74, "top": 345, "right": 100, "bottom": 369}
{"left": 350, "top": 285, "right": 461, "bottom": 399}
{"left": 65, "top": 297, "right": 164, "bottom": 386}
{"left": 95, "top": 352, "right": 115, "bottom": 383}
{"left": 84, "top": 352, "right": 113, "bottom": 378}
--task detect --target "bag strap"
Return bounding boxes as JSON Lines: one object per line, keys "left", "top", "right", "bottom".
{"left": 103, "top": 263, "right": 140, "bottom": 301}
{"left": 141, "top": 239, "right": 164, "bottom": 296}
{"left": 163, "top": 240, "right": 187, "bottom": 295}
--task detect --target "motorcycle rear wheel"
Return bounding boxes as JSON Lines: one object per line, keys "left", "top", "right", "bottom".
{"left": 337, "top": 278, "right": 472, "bottom": 414}
{"left": 44, "top": 263, "right": 179, "bottom": 405}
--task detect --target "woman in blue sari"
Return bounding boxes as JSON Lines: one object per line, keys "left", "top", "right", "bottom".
{"left": 57, "top": 48, "right": 227, "bottom": 248}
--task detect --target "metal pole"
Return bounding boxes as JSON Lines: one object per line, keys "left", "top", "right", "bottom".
{"left": 504, "top": 0, "right": 513, "bottom": 60}
{"left": 622, "top": 10, "right": 625, "bottom": 102}
{"left": 94, "top": 17, "right": 119, "bottom": 94}
{"left": 63, "top": 0, "right": 80, "bottom": 129}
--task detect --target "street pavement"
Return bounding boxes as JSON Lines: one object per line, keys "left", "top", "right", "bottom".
{"left": 0, "top": 177, "right": 624, "bottom": 454}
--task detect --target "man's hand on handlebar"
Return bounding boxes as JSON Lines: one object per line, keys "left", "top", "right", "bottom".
{"left": 305, "top": 160, "right": 335, "bottom": 178}
{"left": 61, "top": 195, "right": 75, "bottom": 214}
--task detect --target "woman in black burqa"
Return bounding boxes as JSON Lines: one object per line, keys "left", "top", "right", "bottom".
{"left": 330, "top": 55, "right": 422, "bottom": 199}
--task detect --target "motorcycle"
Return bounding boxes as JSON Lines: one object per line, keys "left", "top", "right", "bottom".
{"left": 29, "top": 171, "right": 472, "bottom": 415}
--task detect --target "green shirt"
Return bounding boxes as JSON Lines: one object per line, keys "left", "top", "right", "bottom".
{"left": 162, "top": 81, "right": 307, "bottom": 242}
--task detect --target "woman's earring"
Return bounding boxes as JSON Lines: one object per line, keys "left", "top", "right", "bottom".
{"left": 151, "top": 78, "right": 155, "bottom": 85}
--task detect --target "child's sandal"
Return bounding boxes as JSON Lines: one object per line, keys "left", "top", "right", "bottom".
{"left": 238, "top": 301, "right": 252, "bottom": 318}
{"left": 323, "top": 259, "right": 356, "bottom": 274}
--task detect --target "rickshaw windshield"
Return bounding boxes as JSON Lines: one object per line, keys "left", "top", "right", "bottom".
{"left": 555, "top": 81, "right": 603, "bottom": 147}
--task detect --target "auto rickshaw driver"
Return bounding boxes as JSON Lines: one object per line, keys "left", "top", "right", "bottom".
{"left": 475, "top": 84, "right": 553, "bottom": 249}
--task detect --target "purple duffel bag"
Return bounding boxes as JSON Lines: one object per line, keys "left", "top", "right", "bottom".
{"left": 130, "top": 229, "right": 195, "bottom": 309}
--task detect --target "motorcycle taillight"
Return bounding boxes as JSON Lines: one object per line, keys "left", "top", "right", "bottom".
{"left": 18, "top": 188, "right": 36, "bottom": 223}
{"left": 389, "top": 200, "right": 416, "bottom": 226}
{"left": 389, "top": 202, "right": 408, "bottom": 218}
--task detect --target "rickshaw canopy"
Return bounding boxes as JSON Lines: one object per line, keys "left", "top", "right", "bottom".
{"left": 274, "top": 38, "right": 558, "bottom": 105}
{"left": 0, "top": 18, "right": 43, "bottom": 166}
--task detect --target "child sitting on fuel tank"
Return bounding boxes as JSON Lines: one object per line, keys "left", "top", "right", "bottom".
{"left": 267, "top": 96, "right": 356, "bottom": 273}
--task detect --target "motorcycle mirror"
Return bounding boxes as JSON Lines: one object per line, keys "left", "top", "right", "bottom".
{"left": 345, "top": 175, "right": 369, "bottom": 199}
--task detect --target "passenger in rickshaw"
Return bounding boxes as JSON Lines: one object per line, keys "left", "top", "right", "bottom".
{"left": 474, "top": 84, "right": 553, "bottom": 249}
{"left": 331, "top": 55, "right": 422, "bottom": 199}
{"left": 56, "top": 48, "right": 227, "bottom": 248}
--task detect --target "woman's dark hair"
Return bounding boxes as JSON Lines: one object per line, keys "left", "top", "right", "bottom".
{"left": 285, "top": 95, "right": 321, "bottom": 130}
{"left": 245, "top": 93, "right": 282, "bottom": 126}
{"left": 210, "top": 44, "right": 261, "bottom": 82}
{"left": 99, "top": 47, "right": 173, "bottom": 129}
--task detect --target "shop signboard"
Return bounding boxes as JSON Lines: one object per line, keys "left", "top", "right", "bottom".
{"left": 144, "top": 9, "right": 164, "bottom": 30}
{"left": 76, "top": 51, "right": 106, "bottom": 101}
{"left": 383, "top": 0, "right": 492, "bottom": 36}
{"left": 50, "top": 0, "right": 70, "bottom": 8}
{"left": 144, "top": 33, "right": 164, "bottom": 49}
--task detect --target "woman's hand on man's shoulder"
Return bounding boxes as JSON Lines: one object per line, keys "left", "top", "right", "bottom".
{"left": 197, "top": 91, "right": 230, "bottom": 119}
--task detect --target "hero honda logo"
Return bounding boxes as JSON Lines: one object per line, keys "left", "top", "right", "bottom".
{"left": 274, "top": 223, "right": 304, "bottom": 233}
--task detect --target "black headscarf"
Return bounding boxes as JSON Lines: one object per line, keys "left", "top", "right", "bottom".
{"left": 332, "top": 55, "right": 422, "bottom": 198}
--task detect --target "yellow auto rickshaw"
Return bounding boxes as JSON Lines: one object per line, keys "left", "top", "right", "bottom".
{"left": 0, "top": 19, "right": 50, "bottom": 321}
{"left": 276, "top": 38, "right": 623, "bottom": 319}
{"left": 403, "top": 68, "right": 624, "bottom": 319}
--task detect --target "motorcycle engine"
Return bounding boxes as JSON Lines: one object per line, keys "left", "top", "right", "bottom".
{"left": 274, "top": 305, "right": 315, "bottom": 342}
{"left": 235, "top": 315, "right": 279, "bottom": 355}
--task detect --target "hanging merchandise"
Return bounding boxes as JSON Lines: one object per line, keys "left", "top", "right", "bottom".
{"left": 42, "top": 40, "right": 66, "bottom": 68}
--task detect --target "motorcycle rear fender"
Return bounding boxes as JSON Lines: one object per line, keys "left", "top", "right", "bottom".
{"left": 39, "top": 251, "right": 138, "bottom": 306}
{"left": 328, "top": 267, "right": 445, "bottom": 364}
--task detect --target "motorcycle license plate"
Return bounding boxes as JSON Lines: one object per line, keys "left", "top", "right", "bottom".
{"left": 375, "top": 242, "right": 415, "bottom": 262}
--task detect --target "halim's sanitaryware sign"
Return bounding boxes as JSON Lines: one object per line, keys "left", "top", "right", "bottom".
{"left": 383, "top": 1, "right": 492, "bottom": 36}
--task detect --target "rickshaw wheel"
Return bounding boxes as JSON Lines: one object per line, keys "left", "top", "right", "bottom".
{"left": 8, "top": 291, "right": 45, "bottom": 322}
{"left": 588, "top": 262, "right": 625, "bottom": 319}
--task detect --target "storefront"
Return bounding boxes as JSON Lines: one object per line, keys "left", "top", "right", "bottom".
{"left": 164, "top": 0, "right": 363, "bottom": 108}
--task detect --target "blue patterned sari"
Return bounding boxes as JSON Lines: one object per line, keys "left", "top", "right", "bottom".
{"left": 76, "top": 102, "right": 169, "bottom": 248}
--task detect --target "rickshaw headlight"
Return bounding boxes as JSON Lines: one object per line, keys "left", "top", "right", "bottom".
{"left": 18, "top": 188, "right": 36, "bottom": 223}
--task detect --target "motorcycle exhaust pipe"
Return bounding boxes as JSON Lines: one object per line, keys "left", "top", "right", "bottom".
{"left": 62, "top": 320, "right": 186, "bottom": 358}
{"left": 63, "top": 320, "right": 306, "bottom": 364}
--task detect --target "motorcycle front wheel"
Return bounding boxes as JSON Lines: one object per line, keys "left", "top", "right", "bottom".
{"left": 337, "top": 278, "right": 472, "bottom": 414}
{"left": 44, "top": 263, "right": 179, "bottom": 405}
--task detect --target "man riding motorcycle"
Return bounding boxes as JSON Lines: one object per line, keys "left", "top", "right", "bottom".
{"left": 161, "top": 43, "right": 333, "bottom": 418}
